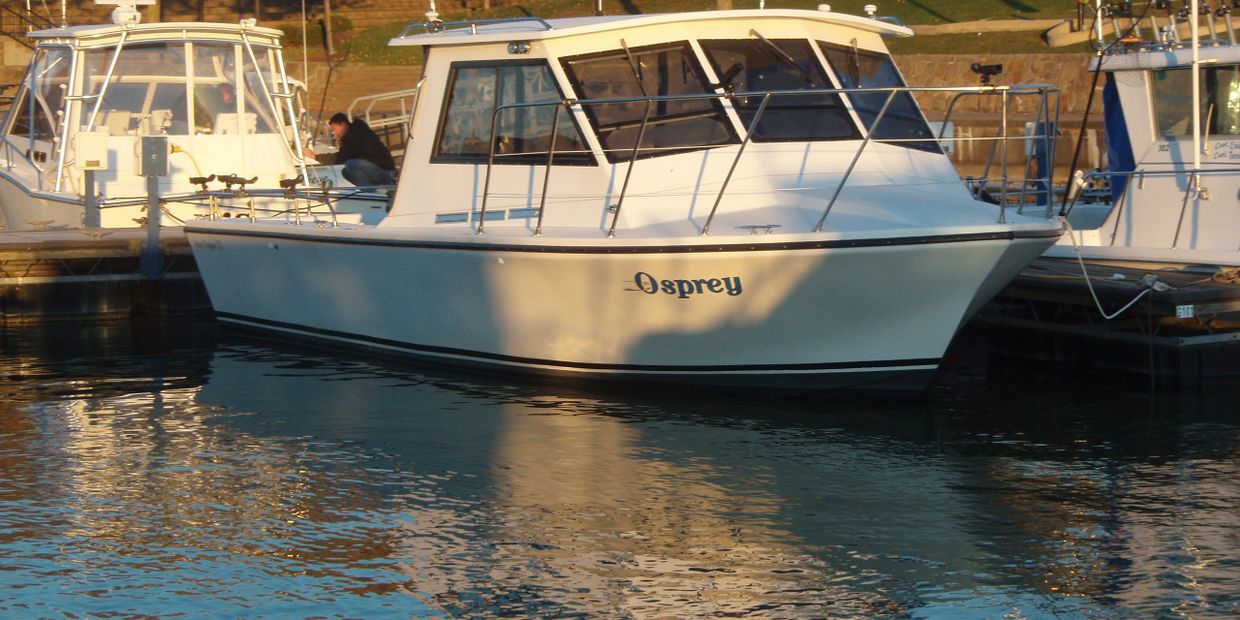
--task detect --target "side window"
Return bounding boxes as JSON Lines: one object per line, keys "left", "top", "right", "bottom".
{"left": 562, "top": 42, "right": 738, "bottom": 162}
{"left": 8, "top": 88, "right": 57, "bottom": 144}
{"left": 433, "top": 62, "right": 591, "bottom": 164}
{"left": 700, "top": 38, "right": 857, "bottom": 142}
{"left": 1153, "top": 65, "right": 1240, "bottom": 136}
{"left": 819, "top": 42, "right": 939, "bottom": 153}
{"left": 7, "top": 47, "right": 70, "bottom": 145}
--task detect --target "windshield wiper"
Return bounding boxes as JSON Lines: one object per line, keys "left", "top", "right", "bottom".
{"left": 749, "top": 29, "right": 817, "bottom": 87}
{"left": 619, "top": 39, "right": 649, "bottom": 97}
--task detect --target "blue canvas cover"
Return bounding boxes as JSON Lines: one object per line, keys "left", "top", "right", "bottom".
{"left": 1103, "top": 72, "right": 1135, "bottom": 202}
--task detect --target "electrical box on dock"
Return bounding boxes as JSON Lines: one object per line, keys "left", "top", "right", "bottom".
{"left": 135, "top": 135, "right": 168, "bottom": 177}
{"left": 74, "top": 129, "right": 108, "bottom": 171}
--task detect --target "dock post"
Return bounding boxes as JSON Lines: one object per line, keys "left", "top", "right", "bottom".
{"left": 140, "top": 174, "right": 162, "bottom": 277}
{"left": 137, "top": 136, "right": 168, "bottom": 279}
{"left": 83, "top": 170, "right": 99, "bottom": 227}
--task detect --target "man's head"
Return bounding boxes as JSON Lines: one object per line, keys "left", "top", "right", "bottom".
{"left": 329, "top": 112, "right": 350, "bottom": 142}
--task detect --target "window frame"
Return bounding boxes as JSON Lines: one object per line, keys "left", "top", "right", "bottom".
{"left": 1152, "top": 64, "right": 1240, "bottom": 137}
{"left": 430, "top": 59, "right": 596, "bottom": 166}
{"left": 560, "top": 41, "right": 739, "bottom": 163}
{"left": 818, "top": 41, "right": 941, "bottom": 154}
{"left": 699, "top": 38, "right": 860, "bottom": 144}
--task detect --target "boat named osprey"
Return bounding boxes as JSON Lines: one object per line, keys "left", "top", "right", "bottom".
{"left": 186, "top": 8, "right": 1064, "bottom": 391}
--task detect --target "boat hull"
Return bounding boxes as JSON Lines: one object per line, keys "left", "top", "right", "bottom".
{"left": 187, "top": 225, "right": 1057, "bottom": 390}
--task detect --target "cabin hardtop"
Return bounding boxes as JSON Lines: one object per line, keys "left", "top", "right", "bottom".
{"left": 27, "top": 20, "right": 283, "bottom": 48}
{"left": 389, "top": 9, "right": 912, "bottom": 48}
{"left": 383, "top": 8, "right": 989, "bottom": 234}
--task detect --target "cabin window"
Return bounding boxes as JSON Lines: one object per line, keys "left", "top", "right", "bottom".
{"left": 81, "top": 43, "right": 189, "bottom": 135}
{"left": 75, "top": 42, "right": 278, "bottom": 136}
{"left": 7, "top": 47, "right": 70, "bottom": 145}
{"left": 1153, "top": 65, "right": 1240, "bottom": 136}
{"left": 819, "top": 43, "right": 940, "bottom": 153}
{"left": 700, "top": 38, "right": 856, "bottom": 142}
{"left": 561, "top": 42, "right": 737, "bottom": 162}
{"left": 433, "top": 61, "right": 591, "bottom": 164}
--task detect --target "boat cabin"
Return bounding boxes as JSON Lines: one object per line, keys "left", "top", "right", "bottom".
{"left": 0, "top": 19, "right": 304, "bottom": 218}
{"left": 1069, "top": 8, "right": 1240, "bottom": 262}
{"left": 384, "top": 9, "right": 978, "bottom": 237}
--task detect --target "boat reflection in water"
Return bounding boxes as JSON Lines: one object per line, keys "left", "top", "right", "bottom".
{"left": 1, "top": 322, "right": 1238, "bottom": 617}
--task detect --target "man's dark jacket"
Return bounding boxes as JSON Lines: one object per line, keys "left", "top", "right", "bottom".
{"left": 335, "top": 119, "right": 396, "bottom": 170}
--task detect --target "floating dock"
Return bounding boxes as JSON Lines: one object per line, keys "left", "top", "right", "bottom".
{"left": 976, "top": 257, "right": 1240, "bottom": 384}
{"left": 0, "top": 228, "right": 209, "bottom": 323}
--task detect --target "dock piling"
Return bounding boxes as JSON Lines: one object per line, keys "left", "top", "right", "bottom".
{"left": 137, "top": 136, "right": 168, "bottom": 280}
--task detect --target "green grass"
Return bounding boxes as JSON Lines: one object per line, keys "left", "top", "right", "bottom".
{"left": 319, "top": 0, "right": 1088, "bottom": 64}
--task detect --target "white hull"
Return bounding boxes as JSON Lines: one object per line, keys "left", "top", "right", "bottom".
{"left": 188, "top": 223, "right": 1057, "bottom": 390}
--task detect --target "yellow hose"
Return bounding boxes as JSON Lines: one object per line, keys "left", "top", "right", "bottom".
{"left": 169, "top": 144, "right": 204, "bottom": 177}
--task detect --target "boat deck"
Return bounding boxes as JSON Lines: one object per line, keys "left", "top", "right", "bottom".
{"left": 976, "top": 257, "right": 1240, "bottom": 384}
{"left": 0, "top": 229, "right": 209, "bottom": 322}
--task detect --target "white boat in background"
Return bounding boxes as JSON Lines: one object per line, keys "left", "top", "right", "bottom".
{"left": 186, "top": 8, "right": 1063, "bottom": 391}
{"left": 1053, "top": 0, "right": 1240, "bottom": 269}
{"left": 0, "top": 0, "right": 387, "bottom": 231}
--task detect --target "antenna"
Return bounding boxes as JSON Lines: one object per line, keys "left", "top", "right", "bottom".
{"left": 95, "top": 0, "right": 156, "bottom": 26}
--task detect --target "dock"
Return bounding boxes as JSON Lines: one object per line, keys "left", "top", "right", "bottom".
{"left": 976, "top": 257, "right": 1240, "bottom": 384}
{"left": 0, "top": 228, "right": 209, "bottom": 323}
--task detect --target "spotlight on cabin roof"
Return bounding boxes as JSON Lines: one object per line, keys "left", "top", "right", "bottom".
{"left": 96, "top": 0, "right": 156, "bottom": 26}
{"left": 817, "top": 4, "right": 832, "bottom": 11}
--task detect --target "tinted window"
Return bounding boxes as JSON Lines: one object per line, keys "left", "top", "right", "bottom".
{"left": 1153, "top": 65, "right": 1240, "bottom": 136}
{"left": 562, "top": 42, "right": 737, "bottom": 162}
{"left": 434, "top": 62, "right": 591, "bottom": 165}
{"left": 701, "top": 38, "right": 857, "bottom": 142}
{"left": 819, "top": 42, "right": 939, "bottom": 152}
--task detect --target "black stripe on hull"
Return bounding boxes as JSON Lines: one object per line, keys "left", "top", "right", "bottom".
{"left": 216, "top": 312, "right": 941, "bottom": 391}
{"left": 188, "top": 225, "right": 1062, "bottom": 255}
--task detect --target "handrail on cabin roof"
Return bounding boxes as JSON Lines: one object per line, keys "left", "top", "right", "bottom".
{"left": 395, "top": 16, "right": 555, "bottom": 40}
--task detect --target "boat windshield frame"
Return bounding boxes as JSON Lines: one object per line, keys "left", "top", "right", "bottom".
{"left": 0, "top": 28, "right": 302, "bottom": 195}
{"left": 560, "top": 40, "right": 740, "bottom": 163}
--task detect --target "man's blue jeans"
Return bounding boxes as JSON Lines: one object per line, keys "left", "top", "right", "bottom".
{"left": 343, "top": 159, "right": 393, "bottom": 187}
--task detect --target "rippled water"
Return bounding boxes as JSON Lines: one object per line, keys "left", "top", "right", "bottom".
{"left": 1, "top": 320, "right": 1238, "bottom": 618}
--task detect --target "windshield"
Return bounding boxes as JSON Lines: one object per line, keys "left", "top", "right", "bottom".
{"left": 78, "top": 41, "right": 281, "bottom": 136}
{"left": 561, "top": 41, "right": 737, "bottom": 162}
{"left": 700, "top": 38, "right": 857, "bottom": 142}
{"left": 819, "top": 42, "right": 939, "bottom": 152}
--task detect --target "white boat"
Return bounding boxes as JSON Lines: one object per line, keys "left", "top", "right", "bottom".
{"left": 186, "top": 8, "right": 1063, "bottom": 391}
{"left": 0, "top": 1, "right": 387, "bottom": 231}
{"left": 1052, "top": 0, "right": 1240, "bottom": 268}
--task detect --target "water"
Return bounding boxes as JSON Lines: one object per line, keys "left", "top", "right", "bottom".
{"left": 1, "top": 320, "right": 1238, "bottom": 618}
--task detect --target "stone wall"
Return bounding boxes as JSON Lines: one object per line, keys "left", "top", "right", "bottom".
{"left": 897, "top": 54, "right": 1106, "bottom": 171}
{"left": 896, "top": 54, "right": 1098, "bottom": 118}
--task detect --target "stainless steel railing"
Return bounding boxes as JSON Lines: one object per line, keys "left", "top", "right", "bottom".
{"left": 1063, "top": 165, "right": 1240, "bottom": 248}
{"left": 473, "top": 82, "right": 1061, "bottom": 235}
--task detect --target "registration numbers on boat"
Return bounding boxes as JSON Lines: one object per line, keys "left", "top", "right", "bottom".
{"left": 633, "top": 271, "right": 742, "bottom": 299}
